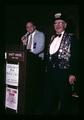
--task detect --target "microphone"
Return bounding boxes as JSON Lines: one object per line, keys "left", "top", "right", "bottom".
{"left": 24, "top": 32, "right": 30, "bottom": 37}
{"left": 22, "top": 32, "right": 30, "bottom": 51}
{"left": 21, "top": 32, "right": 29, "bottom": 41}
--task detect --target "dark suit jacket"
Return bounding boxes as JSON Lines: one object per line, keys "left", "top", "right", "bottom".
{"left": 46, "top": 32, "right": 79, "bottom": 78}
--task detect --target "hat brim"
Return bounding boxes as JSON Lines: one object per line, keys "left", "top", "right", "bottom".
{"left": 54, "top": 17, "right": 67, "bottom": 22}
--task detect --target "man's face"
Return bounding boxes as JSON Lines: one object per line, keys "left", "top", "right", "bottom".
{"left": 26, "top": 22, "right": 36, "bottom": 34}
{"left": 54, "top": 19, "right": 67, "bottom": 34}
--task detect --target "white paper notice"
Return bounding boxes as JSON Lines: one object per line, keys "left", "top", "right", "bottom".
{"left": 6, "top": 63, "right": 19, "bottom": 86}
{"left": 5, "top": 87, "right": 18, "bottom": 111}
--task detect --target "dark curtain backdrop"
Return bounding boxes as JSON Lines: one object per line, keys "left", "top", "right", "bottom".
{"left": 4, "top": 4, "right": 79, "bottom": 47}
{"left": 1, "top": 4, "right": 79, "bottom": 114}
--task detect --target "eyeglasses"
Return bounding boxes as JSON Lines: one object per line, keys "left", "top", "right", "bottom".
{"left": 54, "top": 21, "right": 64, "bottom": 25}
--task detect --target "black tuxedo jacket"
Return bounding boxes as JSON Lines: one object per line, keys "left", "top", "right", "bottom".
{"left": 46, "top": 32, "right": 79, "bottom": 78}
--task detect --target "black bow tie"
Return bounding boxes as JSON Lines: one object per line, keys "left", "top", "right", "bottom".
{"left": 55, "top": 34, "right": 61, "bottom": 37}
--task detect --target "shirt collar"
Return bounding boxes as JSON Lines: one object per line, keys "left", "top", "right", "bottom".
{"left": 30, "top": 30, "right": 37, "bottom": 37}
{"left": 61, "top": 31, "right": 65, "bottom": 35}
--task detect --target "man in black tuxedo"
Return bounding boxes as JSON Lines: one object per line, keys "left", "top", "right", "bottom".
{"left": 45, "top": 12, "right": 79, "bottom": 114}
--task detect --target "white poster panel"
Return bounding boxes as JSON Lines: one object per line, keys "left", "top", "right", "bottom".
{"left": 6, "top": 63, "right": 19, "bottom": 86}
{"left": 5, "top": 87, "right": 18, "bottom": 111}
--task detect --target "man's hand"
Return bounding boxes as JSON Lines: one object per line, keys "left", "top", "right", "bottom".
{"left": 21, "top": 36, "right": 27, "bottom": 45}
{"left": 69, "top": 75, "right": 76, "bottom": 84}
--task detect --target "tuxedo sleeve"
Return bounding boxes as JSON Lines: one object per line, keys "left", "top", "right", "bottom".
{"left": 69, "top": 35, "right": 79, "bottom": 78}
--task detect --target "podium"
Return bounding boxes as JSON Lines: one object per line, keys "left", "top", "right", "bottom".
{"left": 4, "top": 47, "right": 44, "bottom": 114}
{"left": 4, "top": 48, "right": 27, "bottom": 114}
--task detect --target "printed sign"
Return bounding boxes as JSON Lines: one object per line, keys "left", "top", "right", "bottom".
{"left": 5, "top": 87, "right": 18, "bottom": 111}
{"left": 6, "top": 63, "right": 19, "bottom": 86}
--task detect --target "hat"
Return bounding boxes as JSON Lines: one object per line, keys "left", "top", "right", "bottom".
{"left": 54, "top": 12, "right": 67, "bottom": 22}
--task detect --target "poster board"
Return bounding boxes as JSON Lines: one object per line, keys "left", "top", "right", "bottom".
{"left": 5, "top": 87, "right": 18, "bottom": 111}
{"left": 6, "top": 63, "right": 19, "bottom": 86}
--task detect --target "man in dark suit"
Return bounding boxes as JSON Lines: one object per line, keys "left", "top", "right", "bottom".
{"left": 45, "top": 12, "right": 79, "bottom": 114}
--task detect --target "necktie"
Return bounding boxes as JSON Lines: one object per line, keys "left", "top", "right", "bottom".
{"left": 28, "top": 34, "right": 32, "bottom": 49}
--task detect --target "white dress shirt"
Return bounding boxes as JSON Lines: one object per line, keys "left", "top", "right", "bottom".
{"left": 27, "top": 30, "right": 37, "bottom": 52}
{"left": 49, "top": 31, "right": 64, "bottom": 55}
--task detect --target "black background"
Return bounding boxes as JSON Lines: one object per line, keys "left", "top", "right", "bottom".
{"left": 4, "top": 4, "right": 79, "bottom": 47}
{"left": 1, "top": 3, "right": 80, "bottom": 115}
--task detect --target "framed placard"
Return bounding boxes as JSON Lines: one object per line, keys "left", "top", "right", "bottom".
{"left": 5, "top": 87, "right": 18, "bottom": 111}
{"left": 6, "top": 63, "right": 19, "bottom": 86}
